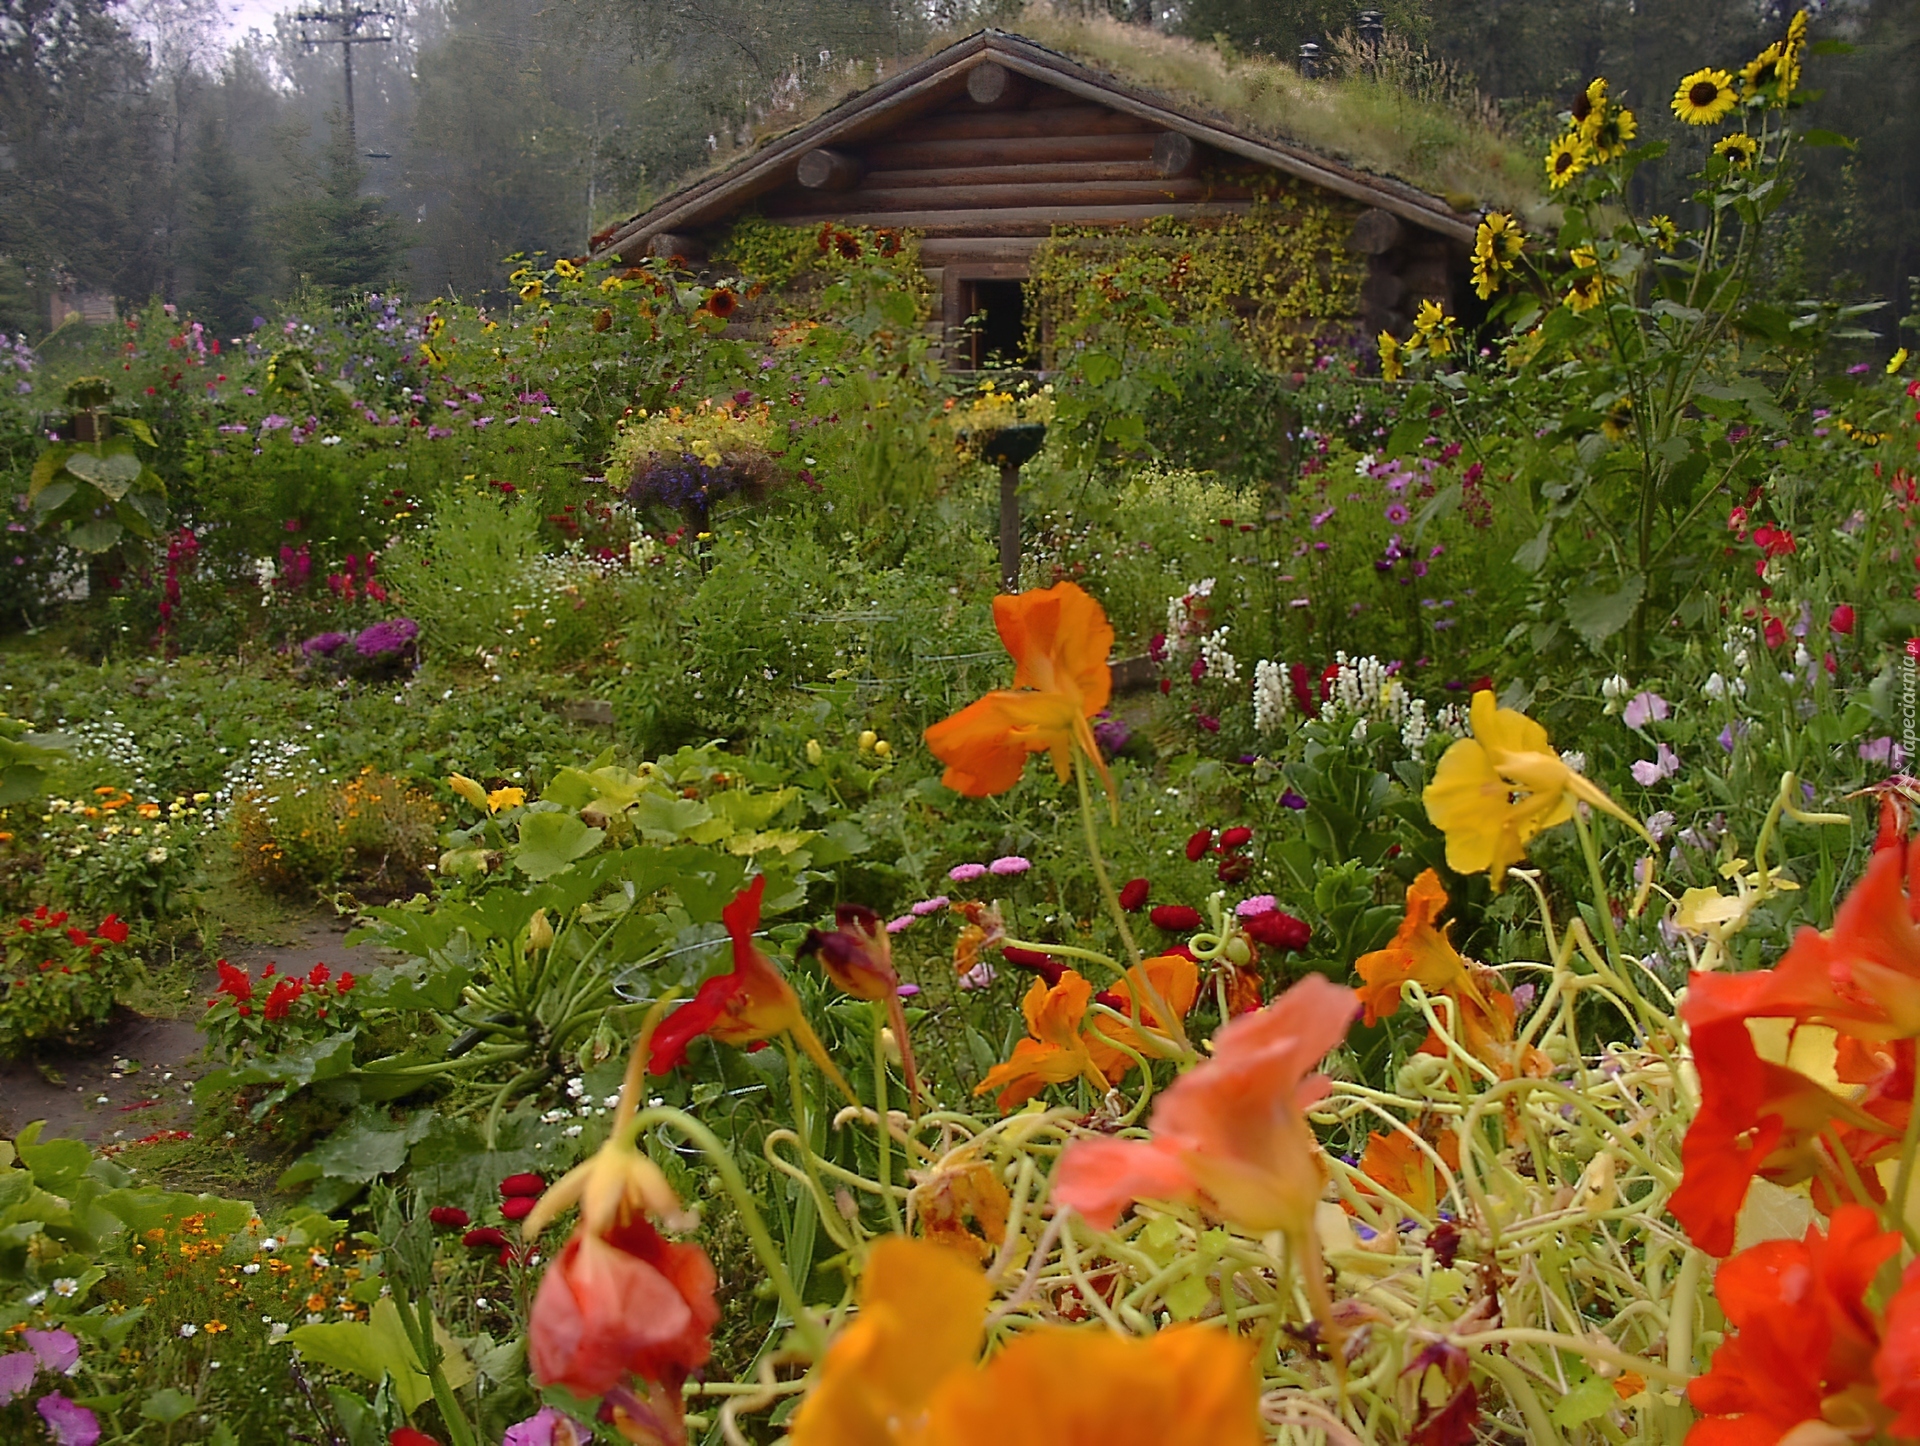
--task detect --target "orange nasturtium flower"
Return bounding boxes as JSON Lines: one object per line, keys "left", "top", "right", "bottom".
{"left": 1355, "top": 869, "right": 1547, "bottom": 1080}
{"left": 1688, "top": 1204, "right": 1920, "bottom": 1445}
{"left": 1423, "top": 690, "right": 1641, "bottom": 888}
{"left": 1352, "top": 1127, "right": 1460, "bottom": 1221}
{"left": 1051, "top": 973, "right": 1356, "bottom": 1239}
{"left": 788, "top": 1236, "right": 1263, "bottom": 1446}
{"left": 923, "top": 581, "right": 1117, "bottom": 811}
{"left": 1085, "top": 952, "right": 1200, "bottom": 1081}
{"left": 975, "top": 971, "right": 1113, "bottom": 1111}
{"left": 646, "top": 875, "right": 854, "bottom": 1102}
{"left": 909, "top": 1146, "right": 1014, "bottom": 1262}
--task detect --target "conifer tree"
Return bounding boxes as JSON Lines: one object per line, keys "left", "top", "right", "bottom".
{"left": 279, "top": 114, "right": 403, "bottom": 294}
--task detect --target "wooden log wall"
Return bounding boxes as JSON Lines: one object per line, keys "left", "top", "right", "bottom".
{"left": 1349, "top": 206, "right": 1466, "bottom": 342}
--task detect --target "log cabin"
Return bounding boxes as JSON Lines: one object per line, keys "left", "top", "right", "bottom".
{"left": 590, "top": 28, "right": 1494, "bottom": 369}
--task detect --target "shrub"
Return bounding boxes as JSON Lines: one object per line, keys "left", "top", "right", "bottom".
{"left": 0, "top": 906, "right": 136, "bottom": 1054}
{"left": 232, "top": 766, "right": 440, "bottom": 897}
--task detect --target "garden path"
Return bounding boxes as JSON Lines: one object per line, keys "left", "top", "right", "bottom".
{"left": 0, "top": 917, "right": 383, "bottom": 1147}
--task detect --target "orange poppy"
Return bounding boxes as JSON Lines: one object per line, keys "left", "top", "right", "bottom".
{"left": 923, "top": 582, "right": 1117, "bottom": 810}
{"left": 1688, "top": 1205, "right": 1910, "bottom": 1445}
{"left": 1355, "top": 870, "right": 1544, "bottom": 1080}
{"left": 1085, "top": 952, "right": 1199, "bottom": 1080}
{"left": 1051, "top": 974, "right": 1356, "bottom": 1238}
{"left": 975, "top": 971, "right": 1112, "bottom": 1111}
{"left": 647, "top": 875, "right": 853, "bottom": 1101}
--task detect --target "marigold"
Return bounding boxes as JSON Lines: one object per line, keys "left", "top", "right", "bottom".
{"left": 923, "top": 582, "right": 1116, "bottom": 810}
{"left": 1422, "top": 690, "right": 1640, "bottom": 888}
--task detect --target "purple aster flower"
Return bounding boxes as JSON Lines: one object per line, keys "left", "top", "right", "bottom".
{"left": 354, "top": 617, "right": 419, "bottom": 658}
{"left": 884, "top": 914, "right": 915, "bottom": 934}
{"left": 1235, "top": 895, "right": 1278, "bottom": 918}
{"left": 302, "top": 631, "right": 351, "bottom": 657}
{"left": 1384, "top": 502, "right": 1410, "bottom": 525}
{"left": 988, "top": 855, "right": 1031, "bottom": 876}
{"left": 36, "top": 1394, "right": 100, "bottom": 1446}
{"left": 910, "top": 895, "right": 950, "bottom": 917}
{"left": 947, "top": 863, "right": 988, "bottom": 883}
{"left": 1279, "top": 790, "right": 1308, "bottom": 810}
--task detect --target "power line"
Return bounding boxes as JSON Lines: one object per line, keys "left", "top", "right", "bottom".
{"left": 292, "top": 1, "right": 395, "bottom": 146}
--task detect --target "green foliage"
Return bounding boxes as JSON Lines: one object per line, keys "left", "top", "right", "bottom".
{"left": 380, "top": 493, "right": 546, "bottom": 658}
{"left": 277, "top": 119, "right": 405, "bottom": 297}
{"left": 0, "top": 908, "right": 137, "bottom": 1055}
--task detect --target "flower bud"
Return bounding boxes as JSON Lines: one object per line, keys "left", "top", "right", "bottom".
{"left": 873, "top": 740, "right": 892, "bottom": 758}
{"left": 805, "top": 739, "right": 823, "bottom": 765}
{"left": 527, "top": 909, "right": 554, "bottom": 951}
{"left": 449, "top": 773, "right": 488, "bottom": 811}
{"left": 858, "top": 729, "right": 878, "bottom": 752}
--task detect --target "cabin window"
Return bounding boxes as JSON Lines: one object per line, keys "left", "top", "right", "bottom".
{"left": 961, "top": 278, "right": 1034, "bottom": 369}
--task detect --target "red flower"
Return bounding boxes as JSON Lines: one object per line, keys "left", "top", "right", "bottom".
{"left": 1880, "top": 1260, "right": 1920, "bottom": 1436}
{"left": 1216, "top": 855, "right": 1251, "bottom": 883}
{"left": 1184, "top": 829, "right": 1213, "bottom": 861}
{"left": 1762, "top": 613, "right": 1787, "bottom": 650}
{"left": 427, "top": 1206, "right": 470, "bottom": 1229}
{"left": 337, "top": 972, "right": 355, "bottom": 994}
{"left": 307, "top": 963, "right": 331, "bottom": 987}
{"left": 390, "top": 1430, "right": 442, "bottom": 1446}
{"left": 64, "top": 927, "right": 89, "bottom": 948}
{"left": 1831, "top": 603, "right": 1857, "bottom": 636}
{"left": 95, "top": 915, "right": 128, "bottom": 944}
{"left": 1118, "top": 878, "right": 1151, "bottom": 912}
{"left": 263, "top": 979, "right": 304, "bottom": 1021}
{"left": 646, "top": 877, "right": 849, "bottom": 1096}
{"left": 1218, "top": 826, "right": 1253, "bottom": 851}
{"left": 1752, "top": 525, "right": 1797, "bottom": 558}
{"left": 1149, "top": 905, "right": 1202, "bottom": 932}
{"left": 214, "top": 961, "right": 253, "bottom": 1003}
{"left": 1241, "top": 909, "right": 1311, "bottom": 953}
{"left": 1001, "top": 946, "right": 1070, "bottom": 987}
{"left": 1688, "top": 1206, "right": 1905, "bottom": 1445}
{"left": 1287, "top": 662, "right": 1319, "bottom": 719}
{"left": 501, "top": 1195, "right": 537, "bottom": 1222}
{"left": 500, "top": 1172, "right": 547, "bottom": 1198}
{"left": 463, "top": 1226, "right": 510, "bottom": 1250}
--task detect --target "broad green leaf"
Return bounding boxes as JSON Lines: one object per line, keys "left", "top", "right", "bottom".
{"left": 31, "top": 480, "right": 75, "bottom": 515}
{"left": 1550, "top": 1372, "right": 1618, "bottom": 1428}
{"left": 65, "top": 518, "right": 124, "bottom": 553}
{"left": 513, "top": 811, "right": 605, "bottom": 880}
{"left": 1512, "top": 521, "right": 1553, "bottom": 575}
{"left": 62, "top": 446, "right": 143, "bottom": 500}
{"left": 98, "top": 1188, "right": 254, "bottom": 1240}
{"left": 627, "top": 792, "right": 712, "bottom": 843}
{"left": 1565, "top": 573, "right": 1646, "bottom": 647}
{"left": 28, "top": 446, "right": 69, "bottom": 499}
{"left": 139, "top": 1388, "right": 195, "bottom": 1424}
{"left": 1799, "top": 128, "right": 1855, "bottom": 149}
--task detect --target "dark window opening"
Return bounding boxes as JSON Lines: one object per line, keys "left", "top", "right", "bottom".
{"left": 964, "top": 279, "right": 1034, "bottom": 369}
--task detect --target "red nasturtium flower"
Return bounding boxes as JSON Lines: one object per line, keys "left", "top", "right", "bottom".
{"left": 647, "top": 876, "right": 854, "bottom": 1102}
{"left": 523, "top": 1118, "right": 717, "bottom": 1445}
{"left": 922, "top": 582, "right": 1117, "bottom": 809}
{"left": 800, "top": 903, "right": 922, "bottom": 1102}
{"left": 1688, "top": 1205, "right": 1920, "bottom": 1445}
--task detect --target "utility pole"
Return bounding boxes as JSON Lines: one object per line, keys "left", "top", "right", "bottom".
{"left": 293, "top": 1, "right": 395, "bottom": 148}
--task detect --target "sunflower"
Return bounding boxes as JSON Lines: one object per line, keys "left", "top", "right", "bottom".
{"left": 1779, "top": 9, "right": 1808, "bottom": 98}
{"left": 1741, "top": 43, "right": 1784, "bottom": 96}
{"left": 1571, "top": 77, "right": 1608, "bottom": 133}
{"left": 1589, "top": 105, "right": 1638, "bottom": 162}
{"left": 1647, "top": 214, "right": 1679, "bottom": 251}
{"left": 1471, "top": 215, "right": 1521, "bottom": 300}
{"left": 1412, "top": 299, "right": 1453, "bottom": 356}
{"left": 1546, "top": 132, "right": 1593, "bottom": 189}
{"left": 1714, "top": 132, "right": 1759, "bottom": 168}
{"left": 1470, "top": 247, "right": 1501, "bottom": 301}
{"left": 1672, "top": 68, "right": 1737, "bottom": 125}
{"left": 517, "top": 278, "right": 544, "bottom": 302}
{"left": 1600, "top": 396, "right": 1633, "bottom": 442}
{"left": 553, "top": 258, "right": 581, "bottom": 279}
{"left": 1565, "top": 246, "right": 1604, "bottom": 314}
{"left": 701, "top": 286, "right": 740, "bottom": 319}
{"left": 1378, "top": 330, "right": 1405, "bottom": 383}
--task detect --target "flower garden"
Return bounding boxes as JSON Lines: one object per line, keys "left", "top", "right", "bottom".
{"left": 3, "top": 14, "right": 1920, "bottom": 1445}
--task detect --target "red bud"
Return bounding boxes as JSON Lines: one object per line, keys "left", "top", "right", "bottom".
{"left": 1149, "top": 904, "right": 1203, "bottom": 932}
{"left": 1184, "top": 829, "right": 1213, "bottom": 862}
{"left": 1118, "top": 878, "right": 1151, "bottom": 912}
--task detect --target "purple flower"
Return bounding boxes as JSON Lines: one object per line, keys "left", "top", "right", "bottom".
{"left": 353, "top": 617, "right": 419, "bottom": 658}
{"left": 24, "top": 1331, "right": 77, "bottom": 1376}
{"left": 988, "top": 855, "right": 1031, "bottom": 876}
{"left": 0, "top": 1353, "right": 36, "bottom": 1404}
{"left": 1235, "top": 895, "right": 1278, "bottom": 918}
{"left": 1310, "top": 507, "right": 1336, "bottom": 529}
{"left": 957, "top": 960, "right": 997, "bottom": 991}
{"left": 896, "top": 982, "right": 921, "bottom": 998}
{"left": 302, "top": 631, "right": 350, "bottom": 657}
{"left": 1384, "top": 502, "right": 1410, "bottom": 525}
{"left": 884, "top": 914, "right": 915, "bottom": 934}
{"left": 503, "top": 1407, "right": 594, "bottom": 1446}
{"left": 910, "top": 895, "right": 949, "bottom": 917}
{"left": 1717, "top": 722, "right": 1748, "bottom": 753}
{"left": 259, "top": 414, "right": 290, "bottom": 431}
{"left": 36, "top": 1394, "right": 100, "bottom": 1446}
{"left": 1511, "top": 983, "right": 1536, "bottom": 1011}
{"left": 947, "top": 863, "right": 988, "bottom": 882}
{"left": 1622, "top": 691, "right": 1670, "bottom": 732}
{"left": 1860, "top": 736, "right": 1908, "bottom": 769}
{"left": 1091, "top": 714, "right": 1131, "bottom": 756}
{"left": 1279, "top": 790, "right": 1308, "bottom": 810}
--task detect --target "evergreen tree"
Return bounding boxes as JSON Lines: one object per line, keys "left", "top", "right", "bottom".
{"left": 279, "top": 115, "right": 404, "bottom": 295}
{"left": 181, "top": 119, "right": 266, "bottom": 337}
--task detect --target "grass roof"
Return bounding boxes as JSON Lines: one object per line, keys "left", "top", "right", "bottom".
{"left": 667, "top": 2, "right": 1546, "bottom": 223}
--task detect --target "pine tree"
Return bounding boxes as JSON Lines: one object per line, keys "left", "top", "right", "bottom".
{"left": 279, "top": 114, "right": 403, "bottom": 294}
{"left": 181, "top": 120, "right": 266, "bottom": 336}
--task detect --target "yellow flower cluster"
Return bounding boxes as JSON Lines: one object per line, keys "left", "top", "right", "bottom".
{"left": 1377, "top": 300, "right": 1457, "bottom": 383}
{"left": 1470, "top": 211, "right": 1524, "bottom": 301}
{"left": 606, "top": 398, "right": 777, "bottom": 480}
{"left": 1565, "top": 245, "right": 1605, "bottom": 314}
{"left": 943, "top": 378, "right": 1054, "bottom": 456}
{"left": 1544, "top": 75, "right": 1638, "bottom": 190}
{"left": 1673, "top": 11, "right": 1807, "bottom": 130}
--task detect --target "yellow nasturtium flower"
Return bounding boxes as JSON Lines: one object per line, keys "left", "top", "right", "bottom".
{"left": 1423, "top": 691, "right": 1643, "bottom": 889}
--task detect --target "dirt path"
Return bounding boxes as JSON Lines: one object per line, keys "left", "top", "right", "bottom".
{"left": 0, "top": 917, "right": 385, "bottom": 1146}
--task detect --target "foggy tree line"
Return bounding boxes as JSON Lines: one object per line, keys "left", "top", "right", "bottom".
{"left": 1, "top": 0, "right": 1912, "bottom": 338}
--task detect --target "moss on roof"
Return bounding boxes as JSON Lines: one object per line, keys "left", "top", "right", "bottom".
{"left": 653, "top": 2, "right": 1544, "bottom": 224}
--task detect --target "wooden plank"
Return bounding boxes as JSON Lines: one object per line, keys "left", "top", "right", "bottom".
{"left": 861, "top": 133, "right": 1155, "bottom": 169}
{"left": 763, "top": 177, "right": 1232, "bottom": 216}
{"left": 915, "top": 237, "right": 1047, "bottom": 262}
{"left": 762, "top": 200, "right": 1255, "bottom": 237}
{"left": 893, "top": 104, "right": 1159, "bottom": 143}
{"left": 858, "top": 159, "right": 1176, "bottom": 189}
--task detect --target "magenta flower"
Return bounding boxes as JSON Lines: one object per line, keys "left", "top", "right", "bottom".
{"left": 988, "top": 856, "right": 1031, "bottom": 876}
{"left": 1235, "top": 895, "right": 1279, "bottom": 918}
{"left": 947, "top": 863, "right": 988, "bottom": 883}
{"left": 884, "top": 914, "right": 915, "bottom": 934}
{"left": 909, "top": 895, "right": 950, "bottom": 917}
{"left": 36, "top": 1394, "right": 100, "bottom": 1446}
{"left": 503, "top": 1405, "right": 594, "bottom": 1446}
{"left": 1630, "top": 743, "right": 1680, "bottom": 785}
{"left": 24, "top": 1331, "right": 77, "bottom": 1375}
{"left": 0, "top": 1353, "right": 35, "bottom": 1404}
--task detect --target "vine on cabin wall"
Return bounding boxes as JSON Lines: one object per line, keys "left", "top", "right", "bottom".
{"left": 709, "top": 214, "right": 932, "bottom": 313}
{"left": 1025, "top": 175, "right": 1365, "bottom": 369}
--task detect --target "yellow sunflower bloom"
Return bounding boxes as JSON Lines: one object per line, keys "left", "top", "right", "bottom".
{"left": 1590, "top": 105, "right": 1637, "bottom": 162}
{"left": 1545, "top": 132, "right": 1592, "bottom": 189}
{"left": 518, "top": 278, "right": 545, "bottom": 302}
{"left": 553, "top": 258, "right": 581, "bottom": 279}
{"left": 1741, "top": 43, "right": 1785, "bottom": 96}
{"left": 1423, "top": 691, "right": 1642, "bottom": 889}
{"left": 1412, "top": 298, "right": 1453, "bottom": 356}
{"left": 1648, "top": 214, "right": 1679, "bottom": 251}
{"left": 1571, "top": 77, "right": 1609, "bottom": 136}
{"left": 1672, "top": 68, "right": 1737, "bottom": 125}
{"left": 1565, "top": 245, "right": 1604, "bottom": 313}
{"left": 1378, "top": 330, "right": 1404, "bottom": 382}
{"left": 1600, "top": 396, "right": 1633, "bottom": 442}
{"left": 1780, "top": 10, "right": 1808, "bottom": 98}
{"left": 1714, "top": 132, "right": 1759, "bottom": 168}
